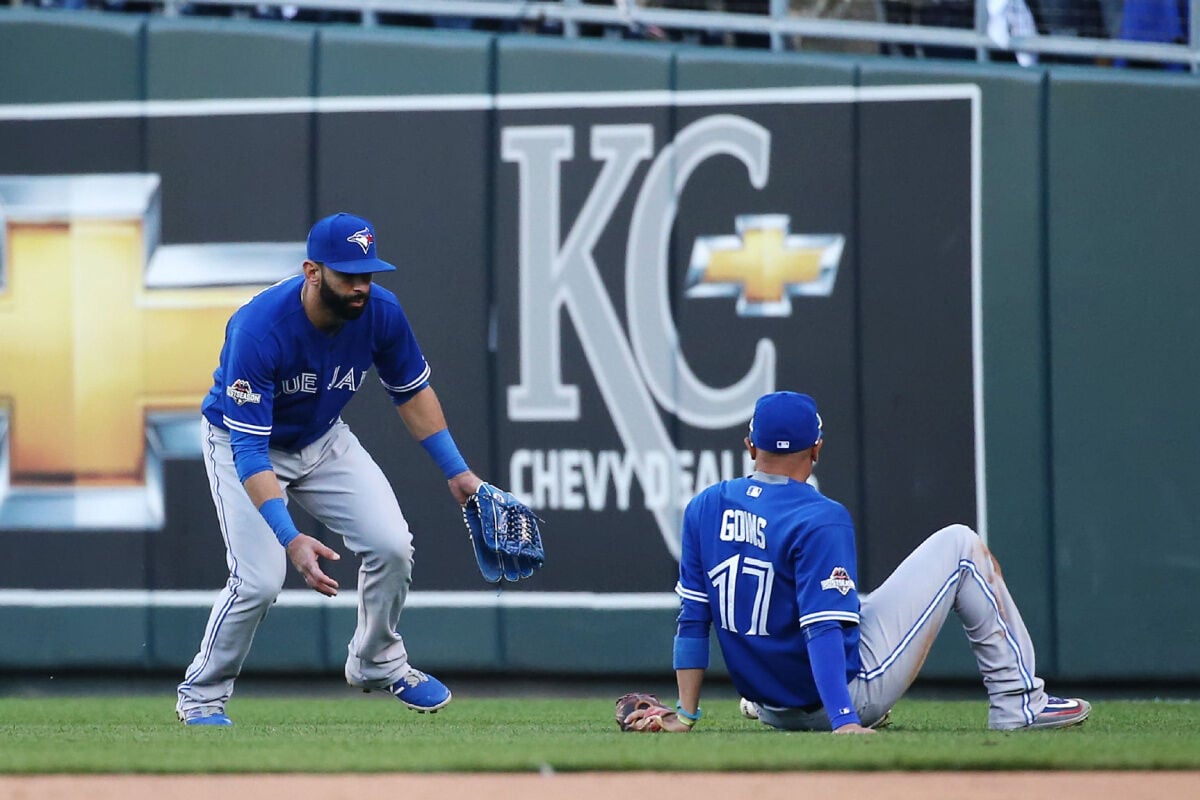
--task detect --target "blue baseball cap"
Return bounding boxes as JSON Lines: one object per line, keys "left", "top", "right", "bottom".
{"left": 306, "top": 212, "right": 396, "bottom": 274}
{"left": 749, "top": 391, "right": 823, "bottom": 453}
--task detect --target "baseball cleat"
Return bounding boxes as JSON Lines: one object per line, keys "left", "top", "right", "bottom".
{"left": 388, "top": 667, "right": 452, "bottom": 713}
{"left": 739, "top": 697, "right": 760, "bottom": 720}
{"left": 1023, "top": 696, "right": 1091, "bottom": 730}
{"left": 179, "top": 708, "right": 234, "bottom": 727}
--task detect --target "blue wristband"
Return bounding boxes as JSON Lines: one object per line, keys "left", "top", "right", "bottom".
{"left": 421, "top": 429, "right": 469, "bottom": 479}
{"left": 259, "top": 497, "right": 300, "bottom": 547}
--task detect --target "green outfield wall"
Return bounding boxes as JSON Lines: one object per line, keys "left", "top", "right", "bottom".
{"left": 0, "top": 8, "right": 1197, "bottom": 685}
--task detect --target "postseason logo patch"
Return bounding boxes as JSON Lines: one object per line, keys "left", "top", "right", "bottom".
{"left": 226, "top": 378, "right": 262, "bottom": 406}
{"left": 820, "top": 567, "right": 855, "bottom": 596}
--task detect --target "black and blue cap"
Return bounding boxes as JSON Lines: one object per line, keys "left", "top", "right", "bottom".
{"left": 749, "top": 391, "right": 823, "bottom": 453}
{"left": 306, "top": 212, "right": 396, "bottom": 274}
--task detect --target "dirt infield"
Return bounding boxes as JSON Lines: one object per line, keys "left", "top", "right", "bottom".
{"left": 1, "top": 772, "right": 1197, "bottom": 800}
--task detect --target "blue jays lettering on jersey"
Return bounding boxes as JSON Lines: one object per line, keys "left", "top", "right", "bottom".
{"left": 201, "top": 275, "right": 430, "bottom": 452}
{"left": 675, "top": 472, "right": 861, "bottom": 709}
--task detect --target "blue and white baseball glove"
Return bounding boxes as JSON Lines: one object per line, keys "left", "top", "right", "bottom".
{"left": 462, "top": 483, "right": 545, "bottom": 583}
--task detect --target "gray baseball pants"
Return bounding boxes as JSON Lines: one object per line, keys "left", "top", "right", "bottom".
{"left": 177, "top": 419, "right": 415, "bottom": 718}
{"left": 756, "top": 524, "right": 1047, "bottom": 731}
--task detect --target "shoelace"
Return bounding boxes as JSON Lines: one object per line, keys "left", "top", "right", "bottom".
{"left": 396, "top": 670, "right": 430, "bottom": 690}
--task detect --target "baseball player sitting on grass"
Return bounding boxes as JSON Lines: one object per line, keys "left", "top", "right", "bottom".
{"left": 623, "top": 390, "right": 1090, "bottom": 734}
{"left": 177, "top": 212, "right": 486, "bottom": 726}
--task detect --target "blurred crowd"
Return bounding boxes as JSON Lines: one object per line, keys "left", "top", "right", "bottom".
{"left": 4, "top": 0, "right": 1192, "bottom": 69}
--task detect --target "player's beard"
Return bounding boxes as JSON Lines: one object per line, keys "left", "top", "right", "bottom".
{"left": 319, "top": 276, "right": 370, "bottom": 321}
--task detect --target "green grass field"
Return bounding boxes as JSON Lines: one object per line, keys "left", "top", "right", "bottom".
{"left": 0, "top": 696, "right": 1196, "bottom": 773}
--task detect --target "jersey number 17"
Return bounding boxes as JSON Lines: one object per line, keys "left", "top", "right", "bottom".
{"left": 707, "top": 554, "right": 775, "bottom": 636}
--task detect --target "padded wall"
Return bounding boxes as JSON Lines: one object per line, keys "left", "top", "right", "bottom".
{"left": 1046, "top": 69, "right": 1200, "bottom": 679}
{"left": 2, "top": 11, "right": 1198, "bottom": 682}
{"left": 0, "top": 9, "right": 143, "bottom": 103}
{"left": 860, "top": 61, "right": 1050, "bottom": 675}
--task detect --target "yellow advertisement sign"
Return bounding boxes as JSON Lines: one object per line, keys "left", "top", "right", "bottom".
{"left": 0, "top": 175, "right": 297, "bottom": 526}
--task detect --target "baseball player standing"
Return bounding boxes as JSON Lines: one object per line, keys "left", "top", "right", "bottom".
{"left": 177, "top": 212, "right": 483, "bottom": 726}
{"left": 624, "top": 391, "right": 1090, "bottom": 734}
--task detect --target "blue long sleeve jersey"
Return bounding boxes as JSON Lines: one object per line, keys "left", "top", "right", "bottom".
{"left": 675, "top": 471, "right": 862, "bottom": 710}
{"left": 200, "top": 275, "right": 430, "bottom": 480}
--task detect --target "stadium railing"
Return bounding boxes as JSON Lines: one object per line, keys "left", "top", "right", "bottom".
{"left": 114, "top": 0, "right": 1200, "bottom": 72}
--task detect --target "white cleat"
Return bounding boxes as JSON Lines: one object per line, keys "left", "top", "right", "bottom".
{"left": 739, "top": 697, "right": 760, "bottom": 720}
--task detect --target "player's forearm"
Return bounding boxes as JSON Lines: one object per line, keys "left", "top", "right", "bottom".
{"left": 671, "top": 627, "right": 710, "bottom": 723}
{"left": 242, "top": 469, "right": 285, "bottom": 507}
{"left": 395, "top": 385, "right": 449, "bottom": 439}
{"left": 397, "top": 386, "right": 472, "bottom": 480}
{"left": 804, "top": 623, "right": 860, "bottom": 730}
{"left": 242, "top": 470, "right": 301, "bottom": 547}
{"left": 675, "top": 668, "right": 705, "bottom": 717}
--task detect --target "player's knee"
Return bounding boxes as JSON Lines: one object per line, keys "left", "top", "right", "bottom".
{"left": 372, "top": 536, "right": 415, "bottom": 574}
{"left": 235, "top": 575, "right": 284, "bottom": 607}
{"left": 932, "top": 523, "right": 979, "bottom": 554}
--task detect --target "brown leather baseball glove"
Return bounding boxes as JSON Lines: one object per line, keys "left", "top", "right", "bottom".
{"left": 614, "top": 692, "right": 675, "bottom": 732}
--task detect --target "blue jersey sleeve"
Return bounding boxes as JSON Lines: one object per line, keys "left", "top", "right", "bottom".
{"left": 373, "top": 301, "right": 431, "bottom": 404}
{"left": 675, "top": 494, "right": 713, "bottom": 638}
{"left": 805, "top": 621, "right": 861, "bottom": 728}
{"left": 791, "top": 507, "right": 860, "bottom": 630}
{"left": 218, "top": 327, "right": 276, "bottom": 483}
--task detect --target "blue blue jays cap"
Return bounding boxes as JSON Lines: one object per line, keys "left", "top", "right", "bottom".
{"left": 306, "top": 212, "right": 396, "bottom": 274}
{"left": 749, "top": 391, "right": 823, "bottom": 453}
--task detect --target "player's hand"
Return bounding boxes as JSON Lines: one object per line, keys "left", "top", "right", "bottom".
{"left": 447, "top": 470, "right": 484, "bottom": 505}
{"left": 655, "top": 714, "right": 695, "bottom": 733}
{"left": 832, "top": 722, "right": 876, "bottom": 735}
{"left": 623, "top": 707, "right": 694, "bottom": 733}
{"left": 286, "top": 534, "right": 341, "bottom": 597}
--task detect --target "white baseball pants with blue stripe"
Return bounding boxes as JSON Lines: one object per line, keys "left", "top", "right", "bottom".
{"left": 757, "top": 524, "right": 1047, "bottom": 731}
{"left": 177, "top": 419, "right": 416, "bottom": 718}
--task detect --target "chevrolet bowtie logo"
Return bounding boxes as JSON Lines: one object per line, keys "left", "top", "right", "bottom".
{"left": 685, "top": 214, "right": 845, "bottom": 317}
{"left": 0, "top": 174, "right": 297, "bottom": 528}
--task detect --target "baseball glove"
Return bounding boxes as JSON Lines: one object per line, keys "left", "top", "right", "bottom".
{"left": 462, "top": 482, "right": 545, "bottom": 583}
{"left": 615, "top": 692, "right": 675, "bottom": 732}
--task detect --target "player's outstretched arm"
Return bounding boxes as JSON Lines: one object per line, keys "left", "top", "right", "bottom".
{"left": 394, "top": 385, "right": 455, "bottom": 441}
{"left": 395, "top": 387, "right": 483, "bottom": 502}
{"left": 396, "top": 388, "right": 542, "bottom": 583}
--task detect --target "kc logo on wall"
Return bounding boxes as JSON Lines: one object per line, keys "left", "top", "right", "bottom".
{"left": 500, "top": 115, "right": 846, "bottom": 559}
{"left": 493, "top": 88, "right": 981, "bottom": 590}
{"left": 0, "top": 87, "right": 980, "bottom": 593}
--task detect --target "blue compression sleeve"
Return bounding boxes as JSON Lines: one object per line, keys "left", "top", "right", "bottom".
{"left": 420, "top": 429, "right": 469, "bottom": 479}
{"left": 673, "top": 635, "right": 710, "bottom": 670}
{"left": 804, "top": 622, "right": 861, "bottom": 729}
{"left": 229, "top": 428, "right": 273, "bottom": 483}
{"left": 259, "top": 497, "right": 300, "bottom": 548}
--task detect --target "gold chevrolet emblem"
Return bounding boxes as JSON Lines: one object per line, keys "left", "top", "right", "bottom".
{"left": 0, "top": 176, "right": 268, "bottom": 488}
{"left": 686, "top": 214, "right": 844, "bottom": 317}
